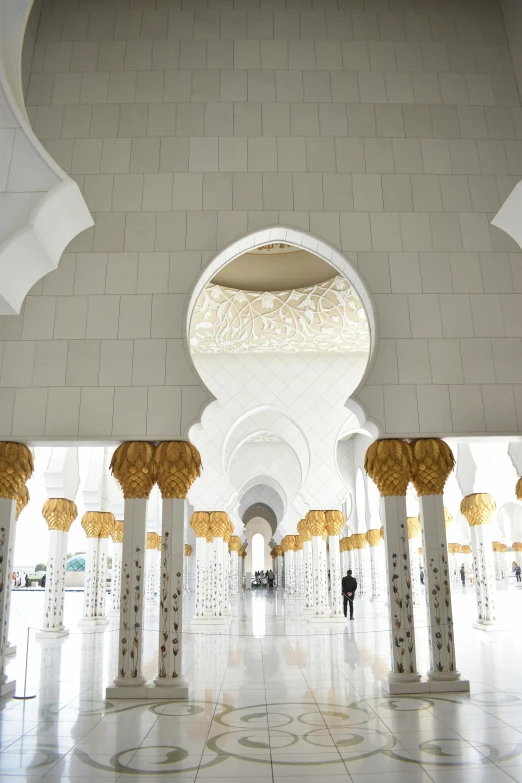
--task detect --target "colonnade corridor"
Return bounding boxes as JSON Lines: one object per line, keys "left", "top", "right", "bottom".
{"left": 2, "top": 586, "right": 522, "bottom": 781}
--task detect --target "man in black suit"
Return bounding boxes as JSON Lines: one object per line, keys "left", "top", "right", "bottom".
{"left": 341, "top": 570, "right": 357, "bottom": 620}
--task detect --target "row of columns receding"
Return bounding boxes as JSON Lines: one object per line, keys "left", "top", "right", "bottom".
{"left": 0, "top": 438, "right": 513, "bottom": 698}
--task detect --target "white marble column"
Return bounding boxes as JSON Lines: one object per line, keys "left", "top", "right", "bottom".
{"left": 80, "top": 512, "right": 114, "bottom": 628}
{"left": 366, "top": 529, "right": 382, "bottom": 601}
{"left": 184, "top": 544, "right": 192, "bottom": 592}
{"left": 193, "top": 534, "right": 207, "bottom": 618}
{"left": 39, "top": 498, "right": 77, "bottom": 637}
{"left": 411, "top": 439, "right": 468, "bottom": 690}
{"left": 407, "top": 517, "right": 421, "bottom": 607}
{"left": 461, "top": 493, "right": 497, "bottom": 629}
{"left": 306, "top": 512, "right": 330, "bottom": 619}
{"left": 222, "top": 536, "right": 231, "bottom": 615}
{"left": 295, "top": 544, "right": 304, "bottom": 598}
{"left": 109, "top": 522, "right": 123, "bottom": 614}
{"left": 0, "top": 498, "right": 18, "bottom": 695}
{"left": 275, "top": 547, "right": 284, "bottom": 590}
{"left": 153, "top": 498, "right": 189, "bottom": 697}
{"left": 0, "top": 443, "right": 33, "bottom": 695}
{"left": 283, "top": 538, "right": 296, "bottom": 596}
{"left": 146, "top": 532, "right": 158, "bottom": 602}
{"left": 303, "top": 539, "right": 314, "bottom": 612}
{"left": 351, "top": 535, "right": 370, "bottom": 597}
{"left": 325, "top": 511, "right": 344, "bottom": 620}
{"left": 5, "top": 486, "right": 30, "bottom": 657}
{"left": 229, "top": 537, "right": 241, "bottom": 600}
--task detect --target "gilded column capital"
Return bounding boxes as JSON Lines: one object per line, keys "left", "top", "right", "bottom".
{"left": 184, "top": 543, "right": 193, "bottom": 556}
{"left": 351, "top": 533, "right": 368, "bottom": 550}
{"left": 147, "top": 532, "right": 159, "bottom": 549}
{"left": 274, "top": 544, "right": 283, "bottom": 557}
{"left": 111, "top": 520, "right": 124, "bottom": 544}
{"left": 16, "top": 484, "right": 30, "bottom": 520}
{"left": 305, "top": 510, "right": 326, "bottom": 537}
{"left": 209, "top": 511, "right": 229, "bottom": 538}
{"left": 190, "top": 511, "right": 210, "bottom": 538}
{"left": 500, "top": 543, "right": 507, "bottom": 553}
{"left": 297, "top": 518, "right": 312, "bottom": 541}
{"left": 340, "top": 536, "right": 349, "bottom": 551}
{"left": 407, "top": 516, "right": 421, "bottom": 540}
{"left": 223, "top": 519, "right": 234, "bottom": 544}
{"left": 110, "top": 442, "right": 156, "bottom": 499}
{"left": 154, "top": 441, "right": 201, "bottom": 499}
{"left": 325, "top": 510, "right": 344, "bottom": 536}
{"left": 229, "top": 536, "right": 241, "bottom": 552}
{"left": 411, "top": 438, "right": 454, "bottom": 496}
{"left": 379, "top": 525, "right": 384, "bottom": 540}
{"left": 98, "top": 512, "right": 115, "bottom": 538}
{"left": 156, "top": 535, "right": 162, "bottom": 551}
{"left": 448, "top": 543, "right": 462, "bottom": 554}
{"left": 418, "top": 546, "right": 423, "bottom": 556}
{"left": 444, "top": 507, "right": 453, "bottom": 528}
{"left": 461, "top": 544, "right": 471, "bottom": 555}
{"left": 513, "top": 542, "right": 522, "bottom": 552}
{"left": 516, "top": 477, "right": 522, "bottom": 500}
{"left": 81, "top": 511, "right": 103, "bottom": 538}
{"left": 460, "top": 493, "right": 496, "bottom": 526}
{"left": 42, "top": 498, "right": 77, "bottom": 532}
{"left": 365, "top": 529, "right": 381, "bottom": 547}
{"left": 0, "top": 442, "right": 34, "bottom": 499}
{"left": 364, "top": 439, "right": 412, "bottom": 497}
{"left": 294, "top": 534, "right": 304, "bottom": 550}
{"left": 282, "top": 535, "right": 296, "bottom": 552}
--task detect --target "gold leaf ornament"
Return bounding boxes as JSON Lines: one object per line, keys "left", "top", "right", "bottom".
{"left": 407, "top": 516, "right": 421, "bottom": 539}
{"left": 411, "top": 438, "right": 454, "bottom": 496}
{"left": 42, "top": 498, "right": 77, "bottom": 532}
{"left": 365, "top": 529, "right": 381, "bottom": 547}
{"left": 444, "top": 507, "right": 453, "bottom": 528}
{"left": 274, "top": 545, "right": 283, "bottom": 557}
{"left": 110, "top": 442, "right": 156, "bottom": 499}
{"left": 191, "top": 511, "right": 210, "bottom": 538}
{"left": 209, "top": 511, "right": 230, "bottom": 538}
{"left": 184, "top": 543, "right": 193, "bottom": 556}
{"left": 364, "top": 439, "right": 412, "bottom": 497}
{"left": 325, "top": 510, "right": 345, "bottom": 536}
{"left": 294, "top": 534, "right": 304, "bottom": 550}
{"left": 0, "top": 442, "right": 34, "bottom": 500}
{"left": 461, "top": 544, "right": 471, "bottom": 555}
{"left": 98, "top": 512, "right": 116, "bottom": 538}
{"left": 229, "top": 536, "right": 242, "bottom": 552}
{"left": 305, "top": 510, "right": 326, "bottom": 537}
{"left": 81, "top": 511, "right": 104, "bottom": 538}
{"left": 16, "top": 485, "right": 30, "bottom": 521}
{"left": 147, "top": 532, "right": 159, "bottom": 549}
{"left": 154, "top": 441, "right": 201, "bottom": 499}
{"left": 297, "top": 518, "right": 312, "bottom": 541}
{"left": 350, "top": 533, "right": 368, "bottom": 550}
{"left": 111, "top": 520, "right": 124, "bottom": 543}
{"left": 282, "top": 535, "right": 296, "bottom": 552}
{"left": 516, "top": 478, "right": 522, "bottom": 500}
{"left": 460, "top": 493, "right": 496, "bottom": 527}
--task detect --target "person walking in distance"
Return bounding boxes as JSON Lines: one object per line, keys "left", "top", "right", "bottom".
{"left": 342, "top": 569, "right": 357, "bottom": 620}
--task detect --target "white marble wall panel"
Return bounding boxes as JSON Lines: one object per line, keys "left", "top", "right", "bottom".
{"left": 0, "top": 0, "right": 520, "bottom": 438}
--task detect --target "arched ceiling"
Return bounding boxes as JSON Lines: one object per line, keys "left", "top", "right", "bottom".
{"left": 242, "top": 503, "right": 277, "bottom": 534}
{"left": 211, "top": 247, "right": 333, "bottom": 291}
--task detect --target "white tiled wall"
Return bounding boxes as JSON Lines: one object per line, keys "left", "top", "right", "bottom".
{"left": 2, "top": 0, "right": 522, "bottom": 439}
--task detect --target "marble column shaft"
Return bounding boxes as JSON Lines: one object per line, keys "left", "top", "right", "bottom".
{"left": 42, "top": 530, "right": 69, "bottom": 633}
{"left": 114, "top": 498, "right": 148, "bottom": 686}
{"left": 470, "top": 524, "right": 496, "bottom": 625}
{"left": 230, "top": 550, "right": 239, "bottom": 599}
{"left": 154, "top": 498, "right": 187, "bottom": 690}
{"left": 311, "top": 536, "right": 330, "bottom": 617}
{"left": 82, "top": 536, "right": 100, "bottom": 620}
{"left": 276, "top": 554, "right": 283, "bottom": 590}
{"left": 110, "top": 542, "right": 122, "bottom": 613}
{"left": 419, "top": 494, "right": 460, "bottom": 681}
{"left": 304, "top": 541, "right": 314, "bottom": 610}
{"left": 381, "top": 495, "right": 421, "bottom": 682}
{"left": 369, "top": 543, "right": 381, "bottom": 601}
{"left": 328, "top": 536, "right": 343, "bottom": 617}
{"left": 146, "top": 547, "right": 156, "bottom": 602}
{"left": 194, "top": 537, "right": 207, "bottom": 617}
{"left": 284, "top": 550, "right": 295, "bottom": 595}
{"left": 0, "top": 498, "right": 16, "bottom": 694}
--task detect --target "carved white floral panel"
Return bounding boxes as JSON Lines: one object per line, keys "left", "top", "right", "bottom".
{"left": 191, "top": 276, "right": 370, "bottom": 354}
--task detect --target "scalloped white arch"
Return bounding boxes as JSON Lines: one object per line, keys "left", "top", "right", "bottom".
{"left": 0, "top": 0, "right": 93, "bottom": 315}
{"left": 184, "top": 226, "right": 379, "bottom": 439}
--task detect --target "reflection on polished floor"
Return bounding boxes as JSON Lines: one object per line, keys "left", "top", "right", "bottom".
{"left": 3, "top": 587, "right": 522, "bottom": 782}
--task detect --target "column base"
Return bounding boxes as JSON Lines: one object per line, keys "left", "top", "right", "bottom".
{"left": 381, "top": 676, "right": 430, "bottom": 695}
{"left": 472, "top": 621, "right": 502, "bottom": 632}
{"left": 427, "top": 675, "right": 470, "bottom": 692}
{"left": 192, "top": 615, "right": 230, "bottom": 626}
{"left": 35, "top": 628, "right": 69, "bottom": 640}
{"left": 230, "top": 595, "right": 240, "bottom": 602}
{"left": 108, "top": 609, "right": 120, "bottom": 616}
{"left": 5, "top": 643, "right": 16, "bottom": 657}
{"left": 308, "top": 613, "right": 333, "bottom": 623}
{"left": 302, "top": 606, "right": 316, "bottom": 615}
{"left": 151, "top": 676, "right": 189, "bottom": 699}
{"left": 78, "top": 618, "right": 109, "bottom": 632}
{"left": 0, "top": 679, "right": 15, "bottom": 697}
{"left": 106, "top": 680, "right": 190, "bottom": 700}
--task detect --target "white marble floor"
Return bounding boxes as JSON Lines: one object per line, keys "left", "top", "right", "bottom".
{"left": 2, "top": 582, "right": 522, "bottom": 782}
